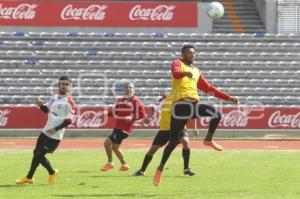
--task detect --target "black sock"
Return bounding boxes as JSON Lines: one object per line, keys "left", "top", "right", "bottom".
{"left": 140, "top": 154, "right": 153, "bottom": 172}
{"left": 205, "top": 113, "right": 222, "bottom": 141}
{"left": 40, "top": 156, "right": 55, "bottom": 175}
{"left": 27, "top": 153, "right": 42, "bottom": 178}
{"left": 159, "top": 141, "right": 177, "bottom": 170}
{"left": 182, "top": 148, "right": 190, "bottom": 170}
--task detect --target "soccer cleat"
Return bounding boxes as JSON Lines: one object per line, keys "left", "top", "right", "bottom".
{"left": 15, "top": 176, "right": 34, "bottom": 185}
{"left": 49, "top": 169, "right": 59, "bottom": 184}
{"left": 132, "top": 170, "right": 145, "bottom": 176}
{"left": 100, "top": 162, "right": 114, "bottom": 171}
{"left": 153, "top": 169, "right": 162, "bottom": 187}
{"left": 118, "top": 164, "right": 130, "bottom": 172}
{"left": 184, "top": 168, "right": 196, "bottom": 176}
{"left": 203, "top": 140, "right": 224, "bottom": 151}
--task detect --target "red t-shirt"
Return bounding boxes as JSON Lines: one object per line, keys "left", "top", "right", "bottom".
{"left": 108, "top": 96, "right": 146, "bottom": 134}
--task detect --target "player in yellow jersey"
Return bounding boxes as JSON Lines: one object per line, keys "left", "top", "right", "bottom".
{"left": 132, "top": 94, "right": 197, "bottom": 177}
{"left": 153, "top": 45, "right": 239, "bottom": 186}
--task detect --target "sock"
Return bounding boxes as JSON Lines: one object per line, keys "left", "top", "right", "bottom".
{"left": 140, "top": 154, "right": 153, "bottom": 172}
{"left": 182, "top": 148, "right": 190, "bottom": 170}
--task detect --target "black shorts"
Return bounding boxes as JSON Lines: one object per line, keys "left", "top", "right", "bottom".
{"left": 34, "top": 133, "right": 60, "bottom": 154}
{"left": 109, "top": 128, "right": 129, "bottom": 144}
{"left": 152, "top": 130, "right": 188, "bottom": 147}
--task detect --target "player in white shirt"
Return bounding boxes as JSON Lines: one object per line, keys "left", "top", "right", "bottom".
{"left": 16, "top": 76, "right": 75, "bottom": 185}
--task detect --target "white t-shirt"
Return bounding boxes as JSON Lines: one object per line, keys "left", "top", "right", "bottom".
{"left": 42, "top": 94, "right": 75, "bottom": 140}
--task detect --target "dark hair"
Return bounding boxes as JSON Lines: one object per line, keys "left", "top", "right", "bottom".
{"left": 181, "top": 45, "right": 195, "bottom": 53}
{"left": 59, "top": 76, "right": 71, "bottom": 83}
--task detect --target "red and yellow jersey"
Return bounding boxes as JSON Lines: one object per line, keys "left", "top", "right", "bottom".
{"left": 171, "top": 59, "right": 232, "bottom": 102}
{"left": 171, "top": 59, "right": 201, "bottom": 102}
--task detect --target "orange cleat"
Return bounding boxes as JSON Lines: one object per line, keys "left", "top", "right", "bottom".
{"left": 118, "top": 164, "right": 130, "bottom": 172}
{"left": 100, "top": 162, "right": 114, "bottom": 171}
{"left": 153, "top": 169, "right": 162, "bottom": 187}
{"left": 203, "top": 140, "right": 224, "bottom": 151}
{"left": 49, "top": 169, "right": 59, "bottom": 184}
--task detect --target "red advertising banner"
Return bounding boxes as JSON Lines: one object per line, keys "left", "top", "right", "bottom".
{"left": 0, "top": 1, "right": 197, "bottom": 27}
{"left": 0, "top": 106, "right": 299, "bottom": 129}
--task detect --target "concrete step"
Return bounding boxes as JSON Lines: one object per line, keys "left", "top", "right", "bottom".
{"left": 214, "top": 24, "right": 265, "bottom": 28}
{"left": 214, "top": 19, "right": 264, "bottom": 24}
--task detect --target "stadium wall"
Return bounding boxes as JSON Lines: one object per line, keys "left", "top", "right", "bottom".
{"left": 0, "top": 106, "right": 299, "bottom": 138}
{"left": 254, "top": 0, "right": 277, "bottom": 33}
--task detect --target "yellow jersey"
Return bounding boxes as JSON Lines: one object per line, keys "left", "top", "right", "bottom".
{"left": 171, "top": 59, "right": 201, "bottom": 102}
{"left": 153, "top": 94, "right": 187, "bottom": 131}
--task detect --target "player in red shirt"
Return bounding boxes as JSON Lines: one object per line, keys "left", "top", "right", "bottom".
{"left": 100, "top": 83, "right": 146, "bottom": 172}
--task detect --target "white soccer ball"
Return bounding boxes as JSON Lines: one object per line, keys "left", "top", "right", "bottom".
{"left": 207, "top": 2, "right": 224, "bottom": 20}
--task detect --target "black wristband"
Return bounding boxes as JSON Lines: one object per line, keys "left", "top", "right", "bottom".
{"left": 54, "top": 120, "right": 72, "bottom": 131}
{"left": 40, "top": 105, "right": 49, "bottom": 113}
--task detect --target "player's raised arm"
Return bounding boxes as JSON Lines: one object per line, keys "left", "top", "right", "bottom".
{"left": 35, "top": 97, "right": 49, "bottom": 113}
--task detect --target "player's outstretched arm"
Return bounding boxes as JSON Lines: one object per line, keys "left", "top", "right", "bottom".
{"left": 228, "top": 96, "right": 239, "bottom": 104}
{"left": 197, "top": 74, "right": 239, "bottom": 103}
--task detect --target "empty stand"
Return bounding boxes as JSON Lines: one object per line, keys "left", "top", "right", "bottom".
{"left": 0, "top": 32, "right": 299, "bottom": 106}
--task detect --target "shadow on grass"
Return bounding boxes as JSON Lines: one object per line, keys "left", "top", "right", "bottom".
{"left": 76, "top": 170, "right": 100, "bottom": 174}
{"left": 0, "top": 184, "right": 23, "bottom": 188}
{"left": 0, "top": 184, "right": 50, "bottom": 188}
{"left": 89, "top": 175, "right": 136, "bottom": 178}
{"left": 53, "top": 193, "right": 159, "bottom": 198}
{"left": 90, "top": 175, "right": 191, "bottom": 179}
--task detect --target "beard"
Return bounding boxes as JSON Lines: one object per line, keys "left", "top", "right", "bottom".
{"left": 59, "top": 89, "right": 67, "bottom": 95}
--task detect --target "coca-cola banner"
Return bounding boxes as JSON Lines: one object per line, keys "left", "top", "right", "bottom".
{"left": 0, "top": 1, "right": 197, "bottom": 27}
{"left": 0, "top": 106, "right": 299, "bottom": 129}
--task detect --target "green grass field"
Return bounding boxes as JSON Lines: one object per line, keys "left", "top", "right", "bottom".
{"left": 1, "top": 149, "right": 300, "bottom": 199}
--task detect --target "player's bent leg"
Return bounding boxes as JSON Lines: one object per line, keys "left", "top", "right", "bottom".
{"left": 197, "top": 104, "right": 223, "bottom": 151}
{"left": 104, "top": 137, "right": 113, "bottom": 162}
{"left": 112, "top": 144, "right": 129, "bottom": 172}
{"left": 101, "top": 137, "right": 115, "bottom": 171}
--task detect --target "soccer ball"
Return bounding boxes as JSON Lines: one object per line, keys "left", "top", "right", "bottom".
{"left": 207, "top": 2, "right": 225, "bottom": 20}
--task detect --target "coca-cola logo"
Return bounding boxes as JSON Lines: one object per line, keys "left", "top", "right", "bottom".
{"left": 0, "top": 109, "right": 11, "bottom": 127}
{"left": 61, "top": 4, "right": 107, "bottom": 21}
{"left": 200, "top": 110, "right": 250, "bottom": 128}
{"left": 0, "top": 3, "right": 37, "bottom": 19}
{"left": 129, "top": 4, "right": 175, "bottom": 21}
{"left": 268, "top": 111, "right": 300, "bottom": 128}
{"left": 74, "top": 111, "right": 106, "bottom": 128}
